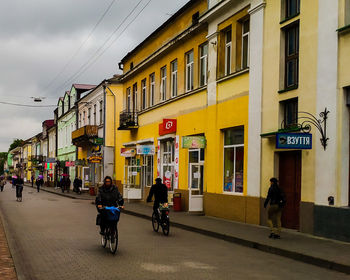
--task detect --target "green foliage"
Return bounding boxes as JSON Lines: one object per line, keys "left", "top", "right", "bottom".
{"left": 0, "top": 152, "right": 8, "bottom": 175}
{"left": 8, "top": 139, "right": 23, "bottom": 152}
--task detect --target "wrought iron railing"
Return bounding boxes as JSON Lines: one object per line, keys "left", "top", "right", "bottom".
{"left": 119, "top": 110, "right": 138, "bottom": 129}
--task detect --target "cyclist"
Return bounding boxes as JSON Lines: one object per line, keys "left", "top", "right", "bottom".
{"left": 147, "top": 178, "right": 168, "bottom": 219}
{"left": 96, "top": 176, "right": 124, "bottom": 235}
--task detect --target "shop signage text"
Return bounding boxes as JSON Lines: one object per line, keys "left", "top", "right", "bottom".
{"left": 121, "top": 148, "right": 136, "bottom": 157}
{"left": 182, "top": 136, "right": 206, "bottom": 149}
{"left": 65, "top": 161, "right": 75, "bottom": 167}
{"left": 276, "top": 133, "right": 312, "bottom": 150}
{"left": 136, "top": 145, "right": 155, "bottom": 155}
{"left": 88, "top": 156, "right": 103, "bottom": 163}
{"left": 159, "top": 119, "right": 177, "bottom": 136}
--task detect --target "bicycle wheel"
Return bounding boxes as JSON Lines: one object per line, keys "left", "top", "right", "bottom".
{"left": 109, "top": 225, "right": 118, "bottom": 254}
{"left": 152, "top": 212, "right": 159, "bottom": 232}
{"left": 101, "top": 230, "right": 107, "bottom": 248}
{"left": 162, "top": 218, "right": 170, "bottom": 236}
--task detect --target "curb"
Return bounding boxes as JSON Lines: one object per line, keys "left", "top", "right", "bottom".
{"left": 122, "top": 209, "right": 350, "bottom": 275}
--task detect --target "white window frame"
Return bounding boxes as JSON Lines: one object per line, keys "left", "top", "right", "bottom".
{"left": 241, "top": 19, "right": 250, "bottom": 69}
{"left": 83, "top": 111, "right": 86, "bottom": 126}
{"left": 149, "top": 73, "right": 155, "bottom": 106}
{"left": 99, "top": 100, "right": 103, "bottom": 125}
{"left": 171, "top": 60, "right": 178, "bottom": 98}
{"left": 223, "top": 143, "right": 244, "bottom": 195}
{"left": 126, "top": 87, "right": 131, "bottom": 112}
{"left": 225, "top": 29, "right": 232, "bottom": 75}
{"left": 133, "top": 83, "right": 138, "bottom": 112}
{"left": 93, "top": 104, "right": 97, "bottom": 125}
{"left": 88, "top": 108, "right": 91, "bottom": 125}
{"left": 186, "top": 51, "right": 194, "bottom": 92}
{"left": 199, "top": 44, "right": 208, "bottom": 86}
{"left": 141, "top": 79, "right": 147, "bottom": 110}
{"left": 160, "top": 66, "right": 167, "bottom": 101}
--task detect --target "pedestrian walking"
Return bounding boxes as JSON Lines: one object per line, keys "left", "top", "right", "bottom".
{"left": 35, "top": 178, "right": 41, "bottom": 192}
{"left": 0, "top": 176, "right": 5, "bottom": 192}
{"left": 15, "top": 175, "right": 24, "bottom": 202}
{"left": 73, "top": 176, "right": 82, "bottom": 194}
{"left": 31, "top": 174, "right": 34, "bottom": 188}
{"left": 264, "top": 178, "right": 286, "bottom": 239}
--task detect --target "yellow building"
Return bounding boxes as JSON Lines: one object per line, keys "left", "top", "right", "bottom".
{"left": 115, "top": 0, "right": 261, "bottom": 223}
{"left": 260, "top": 0, "right": 350, "bottom": 242}
{"left": 21, "top": 140, "right": 32, "bottom": 182}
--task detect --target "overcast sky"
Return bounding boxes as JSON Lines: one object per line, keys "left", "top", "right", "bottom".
{"left": 0, "top": 0, "right": 189, "bottom": 152}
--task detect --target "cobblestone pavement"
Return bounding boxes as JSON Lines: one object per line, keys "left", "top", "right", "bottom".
{"left": 0, "top": 183, "right": 349, "bottom": 280}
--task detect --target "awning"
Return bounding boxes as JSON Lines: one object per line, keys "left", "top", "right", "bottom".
{"left": 260, "top": 127, "right": 301, "bottom": 138}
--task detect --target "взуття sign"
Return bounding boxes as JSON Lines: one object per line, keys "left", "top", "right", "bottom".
{"left": 276, "top": 133, "right": 312, "bottom": 150}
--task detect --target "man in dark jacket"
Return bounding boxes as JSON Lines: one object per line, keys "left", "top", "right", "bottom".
{"left": 264, "top": 178, "right": 286, "bottom": 239}
{"left": 15, "top": 176, "right": 24, "bottom": 202}
{"left": 146, "top": 178, "right": 168, "bottom": 216}
{"left": 96, "top": 176, "right": 124, "bottom": 234}
{"left": 73, "top": 177, "right": 82, "bottom": 194}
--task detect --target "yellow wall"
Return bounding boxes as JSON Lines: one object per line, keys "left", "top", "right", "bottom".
{"left": 261, "top": 0, "right": 319, "bottom": 202}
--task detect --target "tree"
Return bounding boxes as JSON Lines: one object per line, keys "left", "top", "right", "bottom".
{"left": 8, "top": 139, "right": 23, "bottom": 152}
{"left": 0, "top": 152, "right": 8, "bottom": 175}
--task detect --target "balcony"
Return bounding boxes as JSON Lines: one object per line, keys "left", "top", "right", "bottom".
{"left": 72, "top": 125, "right": 98, "bottom": 145}
{"left": 118, "top": 110, "right": 138, "bottom": 130}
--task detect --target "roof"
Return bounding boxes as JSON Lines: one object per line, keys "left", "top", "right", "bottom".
{"left": 43, "top": 119, "right": 55, "bottom": 129}
{"left": 72, "top": 84, "right": 96, "bottom": 91}
{"left": 120, "top": 0, "right": 200, "bottom": 63}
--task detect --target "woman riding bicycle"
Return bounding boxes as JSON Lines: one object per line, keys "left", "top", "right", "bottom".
{"left": 96, "top": 176, "right": 124, "bottom": 235}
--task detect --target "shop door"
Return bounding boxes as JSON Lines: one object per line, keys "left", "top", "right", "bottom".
{"left": 124, "top": 160, "right": 142, "bottom": 199}
{"left": 161, "top": 140, "right": 175, "bottom": 204}
{"left": 279, "top": 151, "right": 301, "bottom": 229}
{"left": 82, "top": 167, "right": 90, "bottom": 190}
{"left": 188, "top": 149, "right": 204, "bottom": 212}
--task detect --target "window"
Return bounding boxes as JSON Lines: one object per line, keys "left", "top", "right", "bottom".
{"left": 149, "top": 73, "right": 155, "bottom": 106}
{"left": 88, "top": 108, "right": 91, "bottom": 125}
{"left": 346, "top": 0, "right": 350, "bottom": 26}
{"left": 199, "top": 44, "right": 208, "bottom": 86}
{"left": 141, "top": 79, "right": 147, "bottom": 110}
{"left": 93, "top": 104, "right": 97, "bottom": 125}
{"left": 186, "top": 51, "right": 194, "bottom": 92}
{"left": 242, "top": 19, "right": 250, "bottom": 69}
{"left": 79, "top": 113, "right": 82, "bottom": 128}
{"left": 284, "top": 24, "right": 299, "bottom": 89}
{"left": 171, "top": 60, "right": 178, "bottom": 97}
{"left": 126, "top": 87, "right": 131, "bottom": 111}
{"left": 285, "top": 0, "right": 300, "bottom": 19}
{"left": 282, "top": 98, "right": 298, "bottom": 129}
{"left": 144, "top": 155, "right": 153, "bottom": 187}
{"left": 225, "top": 29, "right": 232, "bottom": 75}
{"left": 160, "top": 66, "right": 167, "bottom": 101}
{"left": 133, "top": 83, "right": 138, "bottom": 112}
{"left": 130, "top": 62, "right": 134, "bottom": 70}
{"left": 223, "top": 126, "right": 244, "bottom": 193}
{"left": 99, "top": 100, "right": 103, "bottom": 125}
{"left": 83, "top": 111, "right": 86, "bottom": 126}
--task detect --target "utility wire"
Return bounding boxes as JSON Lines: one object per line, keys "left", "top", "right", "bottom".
{"left": 54, "top": 0, "right": 145, "bottom": 92}
{"left": 43, "top": 0, "right": 119, "bottom": 91}
{"left": 0, "top": 101, "right": 56, "bottom": 108}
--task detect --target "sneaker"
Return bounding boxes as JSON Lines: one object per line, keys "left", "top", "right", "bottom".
{"left": 273, "top": 234, "right": 281, "bottom": 239}
{"left": 268, "top": 233, "right": 274, "bottom": 239}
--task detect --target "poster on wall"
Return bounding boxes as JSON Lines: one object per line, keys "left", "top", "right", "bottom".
{"left": 174, "top": 135, "right": 179, "bottom": 189}
{"left": 157, "top": 140, "right": 161, "bottom": 178}
{"left": 120, "top": 148, "right": 136, "bottom": 157}
{"left": 182, "top": 136, "right": 206, "bottom": 149}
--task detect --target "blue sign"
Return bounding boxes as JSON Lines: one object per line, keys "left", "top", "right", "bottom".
{"left": 276, "top": 133, "right": 312, "bottom": 149}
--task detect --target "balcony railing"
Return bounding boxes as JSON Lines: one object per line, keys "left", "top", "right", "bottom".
{"left": 72, "top": 125, "right": 98, "bottom": 145}
{"left": 118, "top": 110, "right": 138, "bottom": 130}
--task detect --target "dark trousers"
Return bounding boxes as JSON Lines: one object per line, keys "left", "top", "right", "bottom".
{"left": 16, "top": 185, "right": 23, "bottom": 198}
{"left": 0, "top": 185, "right": 4, "bottom": 192}
{"left": 36, "top": 184, "right": 40, "bottom": 192}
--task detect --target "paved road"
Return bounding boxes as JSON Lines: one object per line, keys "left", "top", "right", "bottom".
{"left": 0, "top": 183, "right": 349, "bottom": 280}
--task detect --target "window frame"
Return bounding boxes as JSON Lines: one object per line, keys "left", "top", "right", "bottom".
{"left": 285, "top": 0, "right": 300, "bottom": 20}
{"left": 93, "top": 104, "right": 97, "bottom": 125}
{"left": 185, "top": 50, "right": 194, "bottom": 92}
{"left": 141, "top": 78, "right": 147, "bottom": 110}
{"left": 171, "top": 59, "right": 178, "bottom": 98}
{"left": 99, "top": 100, "right": 103, "bottom": 125}
{"left": 88, "top": 107, "right": 91, "bottom": 125}
{"left": 126, "top": 87, "right": 131, "bottom": 112}
{"left": 241, "top": 19, "right": 250, "bottom": 69}
{"left": 199, "top": 43, "right": 208, "bottom": 87}
{"left": 225, "top": 28, "right": 232, "bottom": 76}
{"left": 149, "top": 73, "right": 155, "bottom": 107}
{"left": 160, "top": 66, "right": 167, "bottom": 101}
{"left": 284, "top": 23, "right": 299, "bottom": 89}
{"left": 133, "top": 83, "right": 138, "bottom": 112}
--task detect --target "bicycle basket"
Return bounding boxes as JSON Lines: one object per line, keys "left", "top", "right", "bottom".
{"left": 104, "top": 207, "right": 121, "bottom": 222}
{"left": 159, "top": 204, "right": 169, "bottom": 211}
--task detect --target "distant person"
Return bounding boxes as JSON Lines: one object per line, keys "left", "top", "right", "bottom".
{"left": 147, "top": 178, "right": 168, "bottom": 219}
{"left": 0, "top": 177, "right": 5, "bottom": 192}
{"left": 15, "top": 175, "right": 24, "bottom": 202}
{"left": 31, "top": 174, "right": 35, "bottom": 187}
{"left": 264, "top": 178, "right": 286, "bottom": 239}
{"left": 73, "top": 176, "right": 82, "bottom": 194}
{"left": 36, "top": 177, "right": 43, "bottom": 192}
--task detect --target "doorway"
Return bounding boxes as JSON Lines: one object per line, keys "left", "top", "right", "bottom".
{"left": 278, "top": 151, "right": 301, "bottom": 229}
{"left": 188, "top": 149, "right": 204, "bottom": 212}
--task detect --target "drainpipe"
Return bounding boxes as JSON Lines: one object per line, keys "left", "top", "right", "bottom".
{"left": 103, "top": 82, "right": 117, "bottom": 181}
{"left": 102, "top": 83, "right": 107, "bottom": 181}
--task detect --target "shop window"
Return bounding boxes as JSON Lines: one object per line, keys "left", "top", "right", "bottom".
{"left": 281, "top": 98, "right": 298, "bottom": 129}
{"left": 225, "top": 28, "right": 232, "bottom": 75}
{"left": 144, "top": 155, "right": 153, "bottom": 187}
{"left": 126, "top": 87, "right": 131, "bottom": 111}
{"left": 186, "top": 50, "right": 194, "bottom": 92}
{"left": 283, "top": 23, "right": 299, "bottom": 89}
{"left": 141, "top": 79, "right": 147, "bottom": 110}
{"left": 241, "top": 19, "right": 250, "bottom": 69}
{"left": 223, "top": 126, "right": 244, "bottom": 193}
{"left": 199, "top": 43, "right": 208, "bottom": 86}
{"left": 171, "top": 60, "right": 178, "bottom": 97}
{"left": 160, "top": 66, "right": 167, "bottom": 101}
{"left": 149, "top": 73, "right": 155, "bottom": 106}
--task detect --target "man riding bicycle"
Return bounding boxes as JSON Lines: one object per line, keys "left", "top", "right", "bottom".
{"left": 146, "top": 178, "right": 168, "bottom": 218}
{"left": 96, "top": 176, "right": 124, "bottom": 235}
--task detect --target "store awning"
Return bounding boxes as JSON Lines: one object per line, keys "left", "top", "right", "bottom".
{"left": 260, "top": 127, "right": 301, "bottom": 138}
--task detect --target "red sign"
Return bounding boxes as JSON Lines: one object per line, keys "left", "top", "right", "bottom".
{"left": 159, "top": 119, "right": 177, "bottom": 136}
{"left": 65, "top": 161, "right": 75, "bottom": 167}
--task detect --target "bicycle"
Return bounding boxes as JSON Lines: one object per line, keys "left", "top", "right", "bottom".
{"left": 152, "top": 203, "right": 170, "bottom": 236}
{"left": 99, "top": 206, "right": 121, "bottom": 254}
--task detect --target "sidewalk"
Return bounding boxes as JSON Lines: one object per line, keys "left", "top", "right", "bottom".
{"left": 0, "top": 214, "right": 17, "bottom": 280}
{"left": 29, "top": 184, "right": 350, "bottom": 275}
{"left": 24, "top": 183, "right": 94, "bottom": 201}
